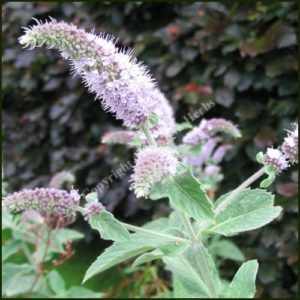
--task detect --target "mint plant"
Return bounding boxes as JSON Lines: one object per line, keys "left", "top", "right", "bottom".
{"left": 2, "top": 18, "right": 298, "bottom": 298}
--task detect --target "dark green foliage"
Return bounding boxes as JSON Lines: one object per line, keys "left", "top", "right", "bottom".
{"left": 2, "top": 2, "right": 298, "bottom": 297}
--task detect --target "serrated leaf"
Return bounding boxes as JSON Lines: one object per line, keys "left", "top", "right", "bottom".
{"left": 132, "top": 249, "right": 164, "bottom": 268}
{"left": 209, "top": 189, "right": 282, "bottom": 236}
{"left": 48, "top": 270, "right": 66, "bottom": 295}
{"left": 224, "top": 260, "right": 259, "bottom": 298}
{"left": 89, "top": 210, "right": 130, "bottom": 242}
{"left": 165, "top": 168, "right": 214, "bottom": 221}
{"left": 209, "top": 239, "right": 245, "bottom": 262}
{"left": 83, "top": 235, "right": 168, "bottom": 283}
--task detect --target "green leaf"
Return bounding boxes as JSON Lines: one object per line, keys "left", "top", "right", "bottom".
{"left": 176, "top": 122, "right": 193, "bottom": 132}
{"left": 60, "top": 287, "right": 102, "bottom": 298}
{"left": 159, "top": 242, "right": 189, "bottom": 257}
{"left": 209, "top": 189, "right": 282, "bottom": 236}
{"left": 163, "top": 256, "right": 209, "bottom": 298}
{"left": 85, "top": 192, "right": 98, "bottom": 203}
{"left": 89, "top": 210, "right": 130, "bottom": 242}
{"left": 256, "top": 151, "right": 264, "bottom": 164}
{"left": 260, "top": 166, "right": 276, "bottom": 188}
{"left": 48, "top": 270, "right": 66, "bottom": 295}
{"left": 165, "top": 167, "right": 214, "bottom": 222}
{"left": 132, "top": 249, "right": 164, "bottom": 268}
{"left": 149, "top": 182, "right": 168, "bottom": 200}
{"left": 83, "top": 235, "right": 167, "bottom": 283}
{"left": 2, "top": 263, "right": 35, "bottom": 297}
{"left": 224, "top": 260, "right": 259, "bottom": 298}
{"left": 172, "top": 275, "right": 191, "bottom": 298}
{"left": 2, "top": 240, "right": 21, "bottom": 262}
{"left": 148, "top": 112, "right": 159, "bottom": 127}
{"left": 209, "top": 239, "right": 245, "bottom": 262}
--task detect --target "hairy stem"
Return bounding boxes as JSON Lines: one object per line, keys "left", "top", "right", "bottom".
{"left": 215, "top": 166, "right": 265, "bottom": 214}
{"left": 180, "top": 213, "right": 218, "bottom": 298}
{"left": 122, "top": 222, "right": 189, "bottom": 244}
{"left": 142, "top": 123, "right": 157, "bottom": 147}
{"left": 26, "top": 226, "right": 52, "bottom": 298}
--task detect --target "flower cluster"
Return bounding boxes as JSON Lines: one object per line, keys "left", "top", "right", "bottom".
{"left": 212, "top": 144, "right": 232, "bottom": 162}
{"left": 19, "top": 18, "right": 162, "bottom": 128}
{"left": 150, "top": 91, "right": 176, "bottom": 144}
{"left": 281, "top": 123, "right": 298, "bottom": 164}
{"left": 130, "top": 146, "right": 178, "bottom": 197}
{"left": 3, "top": 188, "right": 80, "bottom": 220}
{"left": 49, "top": 171, "right": 75, "bottom": 188}
{"left": 262, "top": 123, "right": 298, "bottom": 173}
{"left": 263, "top": 148, "right": 289, "bottom": 173}
{"left": 183, "top": 118, "right": 241, "bottom": 145}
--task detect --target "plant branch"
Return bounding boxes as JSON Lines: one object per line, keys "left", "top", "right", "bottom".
{"left": 121, "top": 222, "right": 189, "bottom": 244}
{"left": 180, "top": 213, "right": 218, "bottom": 298}
{"left": 215, "top": 167, "right": 265, "bottom": 214}
{"left": 26, "top": 226, "right": 52, "bottom": 298}
{"left": 142, "top": 123, "right": 157, "bottom": 147}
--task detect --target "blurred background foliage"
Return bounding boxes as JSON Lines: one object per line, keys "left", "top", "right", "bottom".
{"left": 2, "top": 2, "right": 298, "bottom": 298}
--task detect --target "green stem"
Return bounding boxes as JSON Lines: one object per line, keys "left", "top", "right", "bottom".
{"left": 142, "top": 123, "right": 157, "bottom": 146}
{"left": 122, "top": 222, "right": 189, "bottom": 244}
{"left": 180, "top": 213, "right": 218, "bottom": 298}
{"left": 215, "top": 167, "right": 265, "bottom": 214}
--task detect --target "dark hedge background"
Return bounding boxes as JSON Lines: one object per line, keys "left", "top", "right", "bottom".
{"left": 2, "top": 2, "right": 298, "bottom": 298}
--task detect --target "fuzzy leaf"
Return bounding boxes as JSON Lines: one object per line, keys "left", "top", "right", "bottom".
{"left": 89, "top": 210, "right": 130, "bottom": 242}
{"left": 83, "top": 234, "right": 168, "bottom": 283}
{"left": 224, "top": 260, "right": 259, "bottom": 298}
{"left": 48, "top": 270, "right": 66, "bottom": 295}
{"left": 166, "top": 168, "right": 214, "bottom": 221}
{"left": 209, "top": 189, "right": 282, "bottom": 236}
{"left": 209, "top": 239, "right": 245, "bottom": 261}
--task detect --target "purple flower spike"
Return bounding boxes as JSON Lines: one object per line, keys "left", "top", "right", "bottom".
{"left": 212, "top": 144, "right": 232, "bottom": 162}
{"left": 19, "top": 18, "right": 162, "bottom": 128}
{"left": 281, "top": 123, "right": 298, "bottom": 164}
{"left": 130, "top": 146, "right": 178, "bottom": 197}
{"left": 49, "top": 171, "right": 75, "bottom": 188}
{"left": 3, "top": 188, "right": 80, "bottom": 220}
{"left": 183, "top": 118, "right": 240, "bottom": 145}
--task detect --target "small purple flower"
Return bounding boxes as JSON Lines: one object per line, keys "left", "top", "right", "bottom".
{"left": 3, "top": 188, "right": 80, "bottom": 220}
{"left": 182, "top": 127, "right": 208, "bottom": 145}
{"left": 281, "top": 123, "right": 298, "bottom": 164}
{"left": 183, "top": 138, "right": 219, "bottom": 167}
{"left": 183, "top": 118, "right": 240, "bottom": 145}
{"left": 212, "top": 144, "right": 232, "bottom": 162}
{"left": 151, "top": 92, "right": 176, "bottom": 144}
{"left": 86, "top": 202, "right": 104, "bottom": 215}
{"left": 130, "top": 146, "right": 178, "bottom": 197}
{"left": 204, "top": 165, "right": 221, "bottom": 176}
{"left": 201, "top": 118, "right": 241, "bottom": 138}
{"left": 49, "top": 171, "right": 75, "bottom": 188}
{"left": 263, "top": 148, "right": 289, "bottom": 173}
{"left": 19, "top": 18, "right": 162, "bottom": 128}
